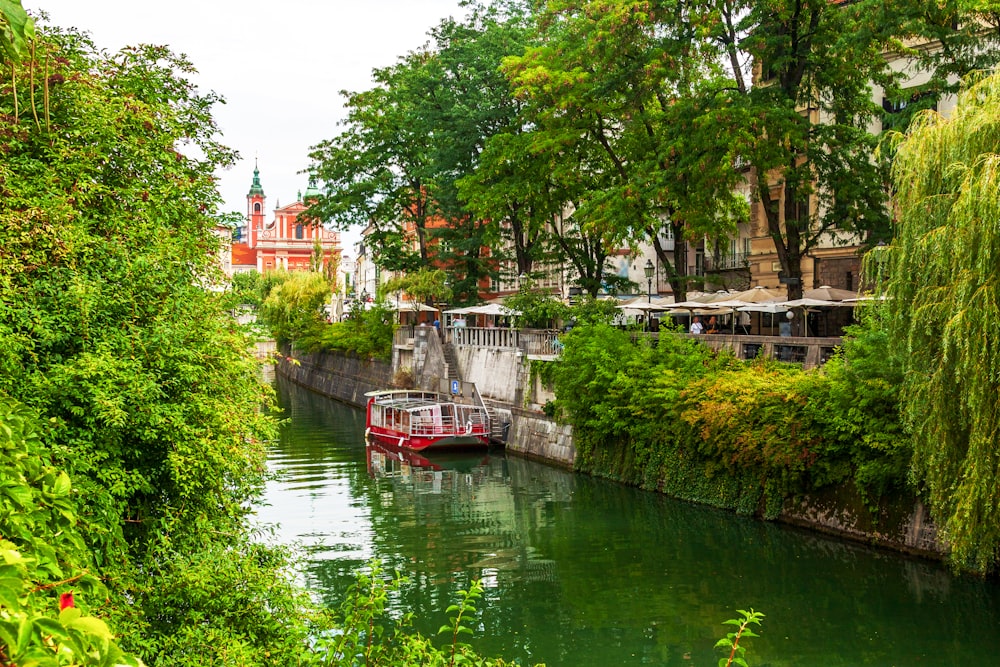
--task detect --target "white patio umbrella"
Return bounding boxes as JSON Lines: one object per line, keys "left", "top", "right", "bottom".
{"left": 780, "top": 297, "right": 845, "bottom": 309}
{"left": 465, "top": 303, "right": 520, "bottom": 316}
{"left": 394, "top": 302, "right": 439, "bottom": 313}
{"left": 802, "top": 285, "right": 858, "bottom": 302}
{"left": 737, "top": 302, "right": 789, "bottom": 313}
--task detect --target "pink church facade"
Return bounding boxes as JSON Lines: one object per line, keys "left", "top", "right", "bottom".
{"left": 233, "top": 165, "right": 340, "bottom": 273}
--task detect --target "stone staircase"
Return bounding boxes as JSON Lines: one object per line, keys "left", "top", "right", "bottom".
{"left": 442, "top": 341, "right": 462, "bottom": 384}
{"left": 446, "top": 341, "right": 510, "bottom": 444}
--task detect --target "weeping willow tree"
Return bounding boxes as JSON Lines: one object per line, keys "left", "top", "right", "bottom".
{"left": 883, "top": 71, "right": 1000, "bottom": 572}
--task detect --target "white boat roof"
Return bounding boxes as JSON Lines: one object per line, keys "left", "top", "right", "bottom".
{"left": 365, "top": 390, "right": 484, "bottom": 412}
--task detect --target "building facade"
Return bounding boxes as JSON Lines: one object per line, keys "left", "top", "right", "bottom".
{"left": 232, "top": 165, "right": 342, "bottom": 275}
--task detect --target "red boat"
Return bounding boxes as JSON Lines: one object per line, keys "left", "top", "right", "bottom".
{"left": 364, "top": 389, "right": 490, "bottom": 451}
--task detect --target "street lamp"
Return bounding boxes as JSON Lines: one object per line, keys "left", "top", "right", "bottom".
{"left": 644, "top": 259, "right": 655, "bottom": 303}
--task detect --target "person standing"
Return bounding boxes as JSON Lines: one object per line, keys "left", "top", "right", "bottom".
{"left": 690, "top": 316, "right": 704, "bottom": 334}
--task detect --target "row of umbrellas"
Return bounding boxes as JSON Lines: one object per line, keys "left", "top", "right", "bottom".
{"left": 619, "top": 286, "right": 869, "bottom": 315}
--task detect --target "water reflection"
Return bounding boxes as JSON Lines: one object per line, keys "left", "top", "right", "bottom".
{"left": 258, "top": 377, "right": 1000, "bottom": 667}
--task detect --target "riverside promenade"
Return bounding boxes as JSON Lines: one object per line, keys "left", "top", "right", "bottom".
{"left": 275, "top": 324, "right": 943, "bottom": 562}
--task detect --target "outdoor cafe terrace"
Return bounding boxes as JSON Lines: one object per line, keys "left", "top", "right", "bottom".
{"left": 392, "top": 285, "right": 874, "bottom": 369}
{"left": 440, "top": 326, "right": 841, "bottom": 369}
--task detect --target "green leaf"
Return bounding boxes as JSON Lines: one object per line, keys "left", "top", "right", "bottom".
{"left": 16, "top": 615, "right": 32, "bottom": 652}
{"left": 33, "top": 617, "right": 68, "bottom": 639}
{"left": 0, "top": 621, "right": 18, "bottom": 653}
{"left": 51, "top": 471, "right": 71, "bottom": 497}
{"left": 58, "top": 607, "right": 82, "bottom": 625}
{"left": 66, "top": 615, "right": 114, "bottom": 641}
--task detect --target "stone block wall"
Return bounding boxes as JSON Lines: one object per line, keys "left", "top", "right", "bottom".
{"left": 506, "top": 407, "right": 575, "bottom": 468}
{"left": 277, "top": 347, "right": 393, "bottom": 408}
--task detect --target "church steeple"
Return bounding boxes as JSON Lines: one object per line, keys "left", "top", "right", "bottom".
{"left": 303, "top": 175, "right": 321, "bottom": 201}
{"left": 246, "top": 160, "right": 266, "bottom": 249}
{"left": 247, "top": 161, "right": 265, "bottom": 197}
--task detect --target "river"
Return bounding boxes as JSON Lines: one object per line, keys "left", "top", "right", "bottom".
{"left": 255, "top": 376, "right": 1000, "bottom": 666}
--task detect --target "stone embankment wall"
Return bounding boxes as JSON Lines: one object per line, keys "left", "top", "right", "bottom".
{"left": 276, "top": 348, "right": 393, "bottom": 408}
{"left": 505, "top": 406, "right": 574, "bottom": 468}
{"left": 275, "top": 343, "right": 944, "bottom": 560}
{"left": 779, "top": 485, "right": 943, "bottom": 558}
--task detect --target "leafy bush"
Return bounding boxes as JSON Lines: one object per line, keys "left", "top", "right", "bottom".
{"left": 258, "top": 270, "right": 331, "bottom": 345}
{"left": 549, "top": 321, "right": 909, "bottom": 515}
{"left": 0, "top": 397, "right": 141, "bottom": 666}
{"left": 504, "top": 288, "right": 570, "bottom": 329}
{"left": 305, "top": 300, "right": 396, "bottom": 360}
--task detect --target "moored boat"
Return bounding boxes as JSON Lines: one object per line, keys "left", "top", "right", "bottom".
{"left": 364, "top": 389, "right": 490, "bottom": 451}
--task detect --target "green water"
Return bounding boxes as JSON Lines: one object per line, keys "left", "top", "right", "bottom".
{"left": 256, "top": 377, "right": 1000, "bottom": 666}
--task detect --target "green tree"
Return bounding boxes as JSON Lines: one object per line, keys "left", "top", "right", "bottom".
{"left": 383, "top": 267, "right": 452, "bottom": 307}
{"left": 419, "top": 6, "right": 533, "bottom": 300}
{"left": 505, "top": 0, "right": 750, "bottom": 301}
{"left": 258, "top": 270, "right": 331, "bottom": 345}
{"left": 711, "top": 0, "right": 897, "bottom": 299}
{"left": 309, "top": 52, "right": 439, "bottom": 272}
{"left": 882, "top": 71, "right": 1000, "bottom": 572}
{"left": 0, "top": 22, "right": 307, "bottom": 663}
{"left": 448, "top": 1, "right": 566, "bottom": 283}
{"left": 0, "top": 0, "right": 33, "bottom": 62}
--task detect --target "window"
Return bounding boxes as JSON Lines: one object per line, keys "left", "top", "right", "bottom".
{"left": 882, "top": 87, "right": 938, "bottom": 133}
{"left": 295, "top": 224, "right": 304, "bottom": 240}
{"left": 254, "top": 203, "right": 261, "bottom": 213}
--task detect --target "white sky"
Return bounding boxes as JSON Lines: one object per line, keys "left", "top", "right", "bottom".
{"left": 28, "top": 1, "right": 469, "bottom": 254}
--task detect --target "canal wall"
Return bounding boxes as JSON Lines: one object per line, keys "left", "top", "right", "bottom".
{"left": 276, "top": 347, "right": 393, "bottom": 409}
{"left": 275, "top": 342, "right": 945, "bottom": 561}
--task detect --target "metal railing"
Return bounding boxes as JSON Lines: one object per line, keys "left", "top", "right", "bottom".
{"left": 451, "top": 326, "right": 520, "bottom": 349}
{"left": 450, "top": 327, "right": 562, "bottom": 357}
{"left": 704, "top": 252, "right": 750, "bottom": 271}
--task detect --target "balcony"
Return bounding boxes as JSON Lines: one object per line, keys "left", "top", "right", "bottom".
{"left": 704, "top": 252, "right": 750, "bottom": 272}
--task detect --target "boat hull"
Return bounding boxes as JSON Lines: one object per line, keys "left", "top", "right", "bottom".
{"left": 366, "top": 426, "right": 489, "bottom": 452}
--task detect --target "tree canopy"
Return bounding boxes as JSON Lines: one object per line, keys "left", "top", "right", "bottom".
{"left": 0, "top": 18, "right": 308, "bottom": 662}
{"left": 882, "top": 70, "right": 1000, "bottom": 572}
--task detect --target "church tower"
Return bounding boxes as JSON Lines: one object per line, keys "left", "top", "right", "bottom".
{"left": 246, "top": 162, "right": 266, "bottom": 248}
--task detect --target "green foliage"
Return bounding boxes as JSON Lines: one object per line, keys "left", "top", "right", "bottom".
{"left": 0, "top": 0, "right": 33, "bottom": 62}
{"left": 117, "top": 537, "right": 314, "bottom": 666}
{"left": 820, "top": 313, "right": 908, "bottom": 501}
{"left": 504, "top": 284, "right": 569, "bottom": 329}
{"left": 258, "top": 270, "right": 331, "bottom": 345}
{"left": 0, "top": 21, "right": 307, "bottom": 666}
{"left": 384, "top": 268, "right": 452, "bottom": 306}
{"left": 715, "top": 609, "right": 764, "bottom": 667}
{"left": 550, "top": 323, "right": 909, "bottom": 517}
{"left": 567, "top": 295, "right": 621, "bottom": 327}
{"left": 305, "top": 300, "right": 396, "bottom": 360}
{"left": 226, "top": 270, "right": 266, "bottom": 309}
{"left": 0, "top": 396, "right": 141, "bottom": 666}
{"left": 879, "top": 70, "right": 1000, "bottom": 572}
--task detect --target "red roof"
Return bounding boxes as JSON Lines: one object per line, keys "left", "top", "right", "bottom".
{"left": 231, "top": 243, "right": 257, "bottom": 267}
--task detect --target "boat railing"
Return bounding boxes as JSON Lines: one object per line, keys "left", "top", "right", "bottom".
{"left": 410, "top": 411, "right": 489, "bottom": 436}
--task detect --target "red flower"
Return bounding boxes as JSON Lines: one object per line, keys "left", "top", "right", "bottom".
{"left": 59, "top": 592, "right": 75, "bottom": 610}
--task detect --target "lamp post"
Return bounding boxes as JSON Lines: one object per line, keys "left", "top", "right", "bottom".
{"left": 644, "top": 259, "right": 655, "bottom": 303}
